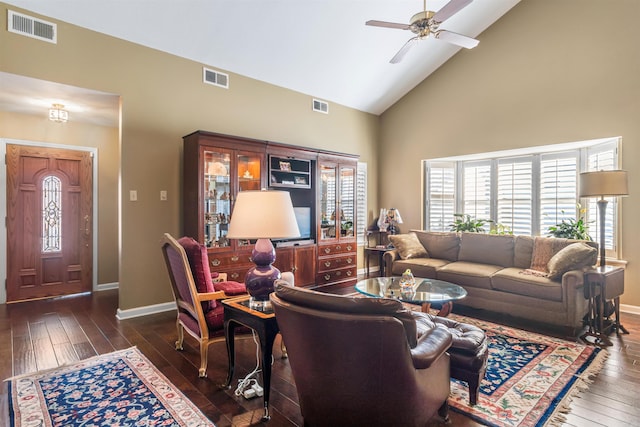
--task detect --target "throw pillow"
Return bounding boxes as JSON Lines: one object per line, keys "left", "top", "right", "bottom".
{"left": 547, "top": 242, "right": 597, "bottom": 280}
{"left": 389, "top": 233, "right": 429, "bottom": 260}
{"left": 178, "top": 236, "right": 217, "bottom": 310}
{"left": 530, "top": 237, "right": 565, "bottom": 273}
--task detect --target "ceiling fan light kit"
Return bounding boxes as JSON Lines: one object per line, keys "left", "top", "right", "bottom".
{"left": 366, "top": 0, "right": 479, "bottom": 63}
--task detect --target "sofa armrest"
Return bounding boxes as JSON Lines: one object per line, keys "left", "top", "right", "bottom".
{"left": 383, "top": 249, "right": 400, "bottom": 277}
{"left": 561, "top": 269, "right": 589, "bottom": 327}
{"left": 410, "top": 325, "right": 452, "bottom": 370}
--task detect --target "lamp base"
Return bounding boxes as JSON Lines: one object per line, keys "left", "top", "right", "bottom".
{"left": 244, "top": 238, "right": 281, "bottom": 304}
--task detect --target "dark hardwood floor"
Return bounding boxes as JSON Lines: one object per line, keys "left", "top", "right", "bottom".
{"left": 1, "top": 285, "right": 639, "bottom": 426}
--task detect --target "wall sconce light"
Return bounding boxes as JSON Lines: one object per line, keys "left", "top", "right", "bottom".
{"left": 49, "top": 104, "right": 68, "bottom": 123}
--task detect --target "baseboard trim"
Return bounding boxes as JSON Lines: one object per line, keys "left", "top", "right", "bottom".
{"left": 620, "top": 304, "right": 640, "bottom": 316}
{"left": 116, "top": 301, "right": 176, "bottom": 320}
{"left": 96, "top": 282, "right": 119, "bottom": 291}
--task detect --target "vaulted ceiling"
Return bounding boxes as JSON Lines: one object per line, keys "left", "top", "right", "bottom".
{"left": 2, "top": 0, "right": 520, "bottom": 125}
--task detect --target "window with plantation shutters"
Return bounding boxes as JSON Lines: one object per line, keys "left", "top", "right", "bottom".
{"left": 463, "top": 161, "right": 491, "bottom": 230}
{"left": 356, "top": 162, "right": 367, "bottom": 246}
{"left": 423, "top": 137, "right": 621, "bottom": 259}
{"left": 540, "top": 152, "right": 578, "bottom": 236}
{"left": 497, "top": 157, "right": 533, "bottom": 235}
{"left": 425, "top": 162, "right": 455, "bottom": 231}
{"left": 585, "top": 142, "right": 618, "bottom": 255}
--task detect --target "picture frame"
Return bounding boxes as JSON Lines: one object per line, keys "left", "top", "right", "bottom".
{"left": 279, "top": 161, "right": 291, "bottom": 171}
{"left": 294, "top": 176, "right": 307, "bottom": 185}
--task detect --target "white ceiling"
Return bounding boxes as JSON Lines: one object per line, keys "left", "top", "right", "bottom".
{"left": 2, "top": 0, "right": 519, "bottom": 125}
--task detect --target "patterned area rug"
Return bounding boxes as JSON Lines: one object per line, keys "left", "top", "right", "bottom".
{"left": 7, "top": 347, "right": 214, "bottom": 427}
{"left": 446, "top": 313, "right": 607, "bottom": 427}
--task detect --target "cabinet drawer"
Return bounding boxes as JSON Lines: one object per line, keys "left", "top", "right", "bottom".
{"left": 318, "top": 242, "right": 356, "bottom": 256}
{"left": 207, "top": 251, "right": 253, "bottom": 270}
{"left": 316, "top": 267, "right": 357, "bottom": 286}
{"left": 317, "top": 254, "right": 356, "bottom": 272}
{"left": 225, "top": 267, "right": 248, "bottom": 283}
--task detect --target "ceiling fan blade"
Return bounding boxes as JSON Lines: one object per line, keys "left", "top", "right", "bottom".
{"left": 390, "top": 37, "right": 420, "bottom": 64}
{"left": 436, "top": 30, "right": 479, "bottom": 49}
{"left": 433, "top": 0, "right": 473, "bottom": 23}
{"left": 366, "top": 20, "right": 411, "bottom": 30}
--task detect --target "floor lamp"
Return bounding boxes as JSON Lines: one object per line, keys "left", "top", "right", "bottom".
{"left": 579, "top": 170, "right": 628, "bottom": 269}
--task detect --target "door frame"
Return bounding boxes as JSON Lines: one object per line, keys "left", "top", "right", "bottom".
{"left": 0, "top": 138, "right": 99, "bottom": 304}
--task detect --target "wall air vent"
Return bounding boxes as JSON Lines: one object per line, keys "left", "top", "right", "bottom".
{"left": 203, "top": 67, "right": 229, "bottom": 89}
{"left": 312, "top": 99, "right": 329, "bottom": 114}
{"left": 7, "top": 10, "right": 57, "bottom": 43}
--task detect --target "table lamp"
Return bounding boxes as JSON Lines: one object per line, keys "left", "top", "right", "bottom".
{"left": 227, "top": 190, "right": 300, "bottom": 307}
{"left": 579, "top": 170, "right": 628, "bottom": 268}
{"left": 386, "top": 208, "right": 403, "bottom": 235}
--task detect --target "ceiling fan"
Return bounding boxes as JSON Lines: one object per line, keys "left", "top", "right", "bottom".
{"left": 366, "top": 0, "right": 479, "bottom": 64}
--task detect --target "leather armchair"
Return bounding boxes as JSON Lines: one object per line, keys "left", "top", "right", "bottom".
{"left": 270, "top": 284, "right": 452, "bottom": 426}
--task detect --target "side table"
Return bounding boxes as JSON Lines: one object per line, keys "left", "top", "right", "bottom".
{"left": 581, "top": 266, "right": 627, "bottom": 346}
{"left": 364, "top": 246, "right": 392, "bottom": 277}
{"left": 222, "top": 296, "right": 279, "bottom": 421}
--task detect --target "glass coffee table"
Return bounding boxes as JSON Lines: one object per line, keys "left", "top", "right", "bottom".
{"left": 355, "top": 277, "right": 467, "bottom": 316}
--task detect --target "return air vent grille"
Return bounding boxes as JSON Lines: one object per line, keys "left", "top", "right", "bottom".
{"left": 312, "top": 99, "right": 329, "bottom": 114}
{"left": 203, "top": 67, "right": 229, "bottom": 89}
{"left": 7, "top": 10, "right": 57, "bottom": 43}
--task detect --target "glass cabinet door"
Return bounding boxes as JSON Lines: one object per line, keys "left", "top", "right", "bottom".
{"left": 319, "top": 164, "right": 337, "bottom": 241}
{"left": 339, "top": 166, "right": 355, "bottom": 238}
{"left": 235, "top": 151, "right": 263, "bottom": 248}
{"left": 203, "top": 150, "right": 232, "bottom": 248}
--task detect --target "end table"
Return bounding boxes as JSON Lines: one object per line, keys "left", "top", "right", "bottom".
{"left": 581, "top": 266, "right": 627, "bottom": 346}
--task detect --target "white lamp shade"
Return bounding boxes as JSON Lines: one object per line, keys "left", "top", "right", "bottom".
{"left": 227, "top": 190, "right": 301, "bottom": 239}
{"left": 579, "top": 170, "right": 629, "bottom": 198}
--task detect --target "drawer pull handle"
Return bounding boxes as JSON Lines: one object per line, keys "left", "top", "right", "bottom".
{"left": 346, "top": 270, "right": 353, "bottom": 276}
{"left": 324, "top": 274, "right": 331, "bottom": 281}
{"left": 230, "top": 272, "right": 239, "bottom": 279}
{"left": 346, "top": 258, "right": 353, "bottom": 264}
{"left": 231, "top": 255, "right": 239, "bottom": 262}
{"left": 346, "top": 245, "right": 352, "bottom": 251}
{"left": 324, "top": 261, "right": 331, "bottom": 268}
{"left": 324, "top": 248, "right": 331, "bottom": 254}
{"left": 336, "top": 245, "right": 341, "bottom": 250}
{"left": 211, "top": 259, "right": 221, "bottom": 267}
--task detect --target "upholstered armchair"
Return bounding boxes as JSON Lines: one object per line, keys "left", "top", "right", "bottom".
{"left": 161, "top": 233, "right": 246, "bottom": 377}
{"left": 270, "top": 284, "right": 452, "bottom": 426}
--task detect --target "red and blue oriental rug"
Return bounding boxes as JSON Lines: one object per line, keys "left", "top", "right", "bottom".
{"left": 447, "top": 313, "right": 607, "bottom": 427}
{"left": 7, "top": 347, "right": 214, "bottom": 427}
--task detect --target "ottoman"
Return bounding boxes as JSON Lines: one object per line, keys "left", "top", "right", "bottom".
{"left": 414, "top": 312, "right": 488, "bottom": 406}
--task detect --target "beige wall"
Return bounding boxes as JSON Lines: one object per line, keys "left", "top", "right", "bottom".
{"left": 0, "top": 111, "right": 119, "bottom": 285}
{"left": 0, "top": 3, "right": 379, "bottom": 310}
{"left": 380, "top": 0, "right": 640, "bottom": 307}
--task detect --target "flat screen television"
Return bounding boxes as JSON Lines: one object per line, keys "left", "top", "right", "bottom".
{"left": 293, "top": 207, "right": 312, "bottom": 240}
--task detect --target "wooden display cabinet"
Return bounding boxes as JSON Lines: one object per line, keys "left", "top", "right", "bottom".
{"left": 273, "top": 244, "right": 317, "bottom": 287}
{"left": 316, "top": 154, "right": 358, "bottom": 289}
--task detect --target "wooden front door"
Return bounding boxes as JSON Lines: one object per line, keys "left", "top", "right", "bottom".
{"left": 6, "top": 144, "right": 93, "bottom": 302}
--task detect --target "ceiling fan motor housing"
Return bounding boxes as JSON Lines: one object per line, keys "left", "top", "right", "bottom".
{"left": 409, "top": 10, "right": 438, "bottom": 36}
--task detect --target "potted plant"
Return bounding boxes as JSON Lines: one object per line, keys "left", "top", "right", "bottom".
{"left": 547, "top": 204, "right": 592, "bottom": 240}
{"left": 449, "top": 214, "right": 492, "bottom": 233}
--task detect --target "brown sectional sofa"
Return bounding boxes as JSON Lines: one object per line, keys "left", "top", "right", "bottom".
{"left": 383, "top": 231, "right": 598, "bottom": 333}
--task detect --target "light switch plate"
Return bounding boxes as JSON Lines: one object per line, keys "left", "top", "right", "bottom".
{"left": 129, "top": 190, "right": 137, "bottom": 201}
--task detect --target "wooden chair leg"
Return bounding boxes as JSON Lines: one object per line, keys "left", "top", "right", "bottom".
{"left": 438, "top": 400, "right": 449, "bottom": 423}
{"left": 199, "top": 341, "right": 209, "bottom": 377}
{"left": 467, "top": 377, "right": 480, "bottom": 406}
{"left": 175, "top": 321, "right": 184, "bottom": 351}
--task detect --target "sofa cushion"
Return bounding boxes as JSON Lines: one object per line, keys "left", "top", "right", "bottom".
{"left": 458, "top": 233, "right": 515, "bottom": 267}
{"left": 436, "top": 261, "right": 503, "bottom": 290}
{"left": 391, "top": 258, "right": 450, "bottom": 278}
{"left": 513, "top": 235, "right": 534, "bottom": 269}
{"left": 178, "top": 236, "right": 216, "bottom": 310}
{"left": 412, "top": 230, "right": 460, "bottom": 261}
{"left": 274, "top": 283, "right": 419, "bottom": 347}
{"left": 547, "top": 242, "right": 597, "bottom": 279}
{"left": 389, "top": 233, "right": 428, "bottom": 260}
{"left": 491, "top": 267, "right": 563, "bottom": 301}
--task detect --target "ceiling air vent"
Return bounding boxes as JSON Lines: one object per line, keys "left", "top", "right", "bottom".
{"left": 203, "top": 67, "right": 229, "bottom": 89}
{"left": 312, "top": 99, "right": 329, "bottom": 114}
{"left": 7, "top": 10, "right": 57, "bottom": 44}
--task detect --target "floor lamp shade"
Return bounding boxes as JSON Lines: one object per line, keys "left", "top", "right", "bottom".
{"left": 227, "top": 190, "right": 300, "bottom": 302}
{"left": 579, "top": 170, "right": 628, "bottom": 268}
